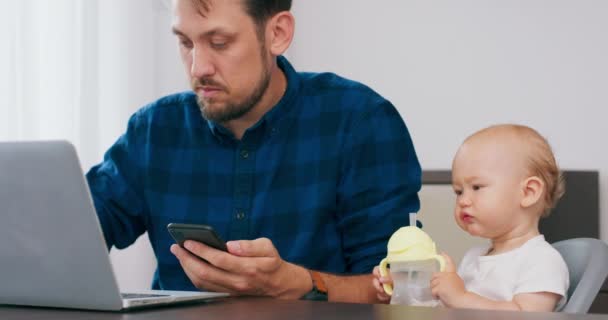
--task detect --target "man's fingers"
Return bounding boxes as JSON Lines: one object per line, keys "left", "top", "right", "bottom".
{"left": 183, "top": 241, "right": 227, "bottom": 263}
{"left": 227, "top": 238, "right": 277, "bottom": 257}
{"left": 176, "top": 239, "right": 282, "bottom": 281}
{"left": 171, "top": 238, "right": 287, "bottom": 297}
{"left": 171, "top": 244, "right": 213, "bottom": 288}
{"left": 171, "top": 244, "right": 215, "bottom": 281}
{"left": 190, "top": 260, "right": 245, "bottom": 291}
{"left": 171, "top": 244, "right": 248, "bottom": 293}
{"left": 182, "top": 240, "right": 247, "bottom": 272}
{"left": 181, "top": 263, "right": 235, "bottom": 294}
{"left": 171, "top": 243, "right": 226, "bottom": 284}
{"left": 170, "top": 243, "right": 194, "bottom": 261}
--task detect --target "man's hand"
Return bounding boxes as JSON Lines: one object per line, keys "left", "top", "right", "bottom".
{"left": 170, "top": 237, "right": 312, "bottom": 299}
{"left": 430, "top": 253, "right": 467, "bottom": 307}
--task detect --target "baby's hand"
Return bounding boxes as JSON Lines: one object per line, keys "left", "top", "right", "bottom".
{"left": 372, "top": 266, "right": 392, "bottom": 303}
{"left": 430, "top": 253, "right": 467, "bottom": 307}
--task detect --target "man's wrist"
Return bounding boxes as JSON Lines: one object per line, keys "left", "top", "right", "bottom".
{"left": 300, "top": 270, "right": 328, "bottom": 301}
{"left": 274, "top": 263, "right": 313, "bottom": 299}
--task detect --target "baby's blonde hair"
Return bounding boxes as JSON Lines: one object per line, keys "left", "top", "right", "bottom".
{"left": 467, "top": 124, "right": 565, "bottom": 217}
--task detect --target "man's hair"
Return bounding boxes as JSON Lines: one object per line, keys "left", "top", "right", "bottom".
{"left": 242, "top": 0, "right": 292, "bottom": 29}
{"left": 193, "top": 0, "right": 292, "bottom": 34}
{"left": 470, "top": 124, "right": 565, "bottom": 218}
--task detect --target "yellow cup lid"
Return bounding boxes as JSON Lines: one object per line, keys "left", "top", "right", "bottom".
{"left": 385, "top": 226, "right": 439, "bottom": 262}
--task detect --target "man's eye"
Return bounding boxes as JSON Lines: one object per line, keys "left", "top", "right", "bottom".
{"left": 179, "top": 40, "right": 193, "bottom": 49}
{"left": 211, "top": 41, "right": 227, "bottom": 49}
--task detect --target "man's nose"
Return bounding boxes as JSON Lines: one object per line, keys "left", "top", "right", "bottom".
{"left": 190, "top": 47, "right": 215, "bottom": 79}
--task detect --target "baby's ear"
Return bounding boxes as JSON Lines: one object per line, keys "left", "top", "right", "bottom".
{"left": 520, "top": 176, "right": 544, "bottom": 208}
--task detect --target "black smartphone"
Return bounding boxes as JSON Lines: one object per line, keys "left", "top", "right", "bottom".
{"left": 167, "top": 223, "right": 228, "bottom": 252}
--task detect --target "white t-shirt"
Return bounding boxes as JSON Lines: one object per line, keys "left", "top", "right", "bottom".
{"left": 457, "top": 235, "right": 570, "bottom": 311}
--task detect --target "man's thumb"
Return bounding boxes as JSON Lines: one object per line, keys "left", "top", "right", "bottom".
{"left": 227, "top": 237, "right": 277, "bottom": 257}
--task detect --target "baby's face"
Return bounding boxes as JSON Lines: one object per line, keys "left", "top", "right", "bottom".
{"left": 451, "top": 135, "right": 528, "bottom": 239}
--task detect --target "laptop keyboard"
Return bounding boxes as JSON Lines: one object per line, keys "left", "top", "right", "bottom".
{"left": 121, "top": 293, "right": 170, "bottom": 299}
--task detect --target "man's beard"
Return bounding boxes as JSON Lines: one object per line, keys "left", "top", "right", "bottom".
{"left": 195, "top": 59, "right": 271, "bottom": 124}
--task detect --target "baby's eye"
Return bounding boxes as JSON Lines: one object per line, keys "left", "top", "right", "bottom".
{"left": 472, "top": 185, "right": 482, "bottom": 191}
{"left": 453, "top": 189, "right": 462, "bottom": 196}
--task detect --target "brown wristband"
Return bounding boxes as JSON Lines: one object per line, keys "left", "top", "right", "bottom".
{"left": 310, "top": 270, "right": 328, "bottom": 293}
{"left": 300, "top": 269, "right": 328, "bottom": 301}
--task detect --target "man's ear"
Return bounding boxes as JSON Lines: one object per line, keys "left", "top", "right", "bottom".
{"left": 521, "top": 176, "right": 544, "bottom": 208}
{"left": 266, "top": 11, "right": 295, "bottom": 56}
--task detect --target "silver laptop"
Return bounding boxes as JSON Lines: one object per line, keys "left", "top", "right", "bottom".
{"left": 0, "top": 141, "right": 228, "bottom": 311}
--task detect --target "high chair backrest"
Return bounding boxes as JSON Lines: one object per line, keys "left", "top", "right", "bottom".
{"left": 552, "top": 238, "right": 608, "bottom": 313}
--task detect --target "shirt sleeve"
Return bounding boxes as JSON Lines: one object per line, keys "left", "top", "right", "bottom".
{"left": 457, "top": 246, "right": 483, "bottom": 276}
{"left": 86, "top": 112, "right": 148, "bottom": 250}
{"left": 514, "top": 247, "right": 570, "bottom": 298}
{"left": 336, "top": 97, "right": 421, "bottom": 273}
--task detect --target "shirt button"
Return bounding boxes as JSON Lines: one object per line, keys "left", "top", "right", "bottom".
{"left": 236, "top": 211, "right": 246, "bottom": 220}
{"left": 240, "top": 149, "right": 249, "bottom": 159}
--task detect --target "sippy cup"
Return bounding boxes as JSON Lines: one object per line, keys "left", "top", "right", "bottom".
{"left": 378, "top": 225, "right": 445, "bottom": 306}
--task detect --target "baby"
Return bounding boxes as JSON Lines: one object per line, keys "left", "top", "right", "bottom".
{"left": 373, "top": 124, "right": 569, "bottom": 312}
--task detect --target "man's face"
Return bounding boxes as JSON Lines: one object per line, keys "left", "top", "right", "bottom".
{"left": 172, "top": 0, "right": 271, "bottom": 123}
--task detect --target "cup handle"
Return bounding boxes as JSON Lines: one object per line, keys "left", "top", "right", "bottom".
{"left": 378, "top": 258, "right": 393, "bottom": 295}
{"left": 433, "top": 254, "right": 446, "bottom": 272}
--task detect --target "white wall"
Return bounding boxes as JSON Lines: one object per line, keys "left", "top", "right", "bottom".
{"left": 290, "top": 0, "right": 608, "bottom": 241}
{"left": 97, "top": 0, "right": 187, "bottom": 291}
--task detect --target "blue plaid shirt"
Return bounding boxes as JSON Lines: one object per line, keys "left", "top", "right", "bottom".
{"left": 86, "top": 56, "right": 421, "bottom": 291}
